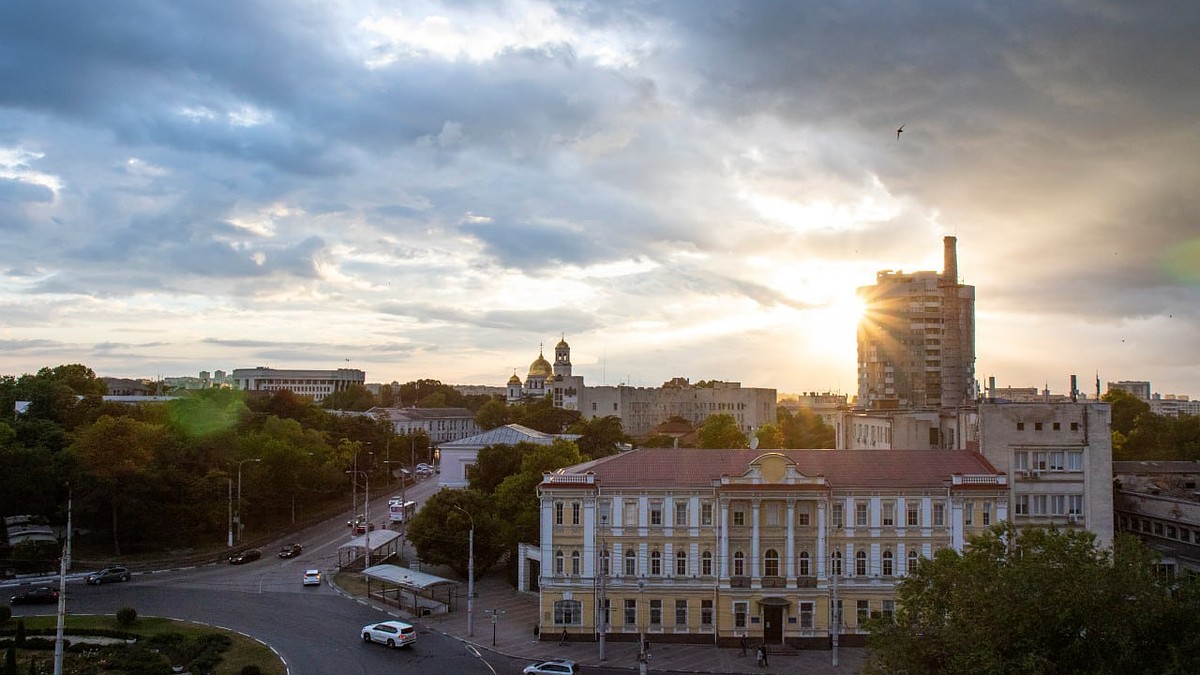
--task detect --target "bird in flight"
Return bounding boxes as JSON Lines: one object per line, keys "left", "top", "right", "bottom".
{"left": 896, "top": 124, "right": 905, "bottom": 140}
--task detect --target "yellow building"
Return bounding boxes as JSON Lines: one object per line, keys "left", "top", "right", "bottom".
{"left": 536, "top": 448, "right": 1007, "bottom": 648}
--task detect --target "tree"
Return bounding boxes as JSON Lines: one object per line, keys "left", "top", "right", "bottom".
{"left": 491, "top": 439, "right": 585, "bottom": 549}
{"left": 407, "top": 488, "right": 505, "bottom": 578}
{"left": 697, "top": 414, "right": 748, "bottom": 449}
{"left": 865, "top": 525, "right": 1200, "bottom": 675}
{"left": 513, "top": 396, "right": 581, "bottom": 434}
{"left": 568, "top": 416, "right": 629, "bottom": 458}
{"left": 777, "top": 407, "right": 836, "bottom": 448}
{"left": 320, "top": 384, "right": 378, "bottom": 411}
{"left": 1102, "top": 388, "right": 1151, "bottom": 438}
{"left": 468, "top": 443, "right": 529, "bottom": 495}
{"left": 753, "top": 423, "right": 784, "bottom": 449}
{"left": 474, "top": 398, "right": 510, "bottom": 431}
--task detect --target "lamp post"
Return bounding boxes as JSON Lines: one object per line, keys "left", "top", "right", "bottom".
{"left": 347, "top": 469, "right": 371, "bottom": 568}
{"left": 454, "top": 504, "right": 476, "bottom": 638}
{"left": 234, "top": 458, "right": 261, "bottom": 545}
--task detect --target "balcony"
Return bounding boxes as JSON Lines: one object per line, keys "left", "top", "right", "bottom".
{"left": 730, "top": 576, "right": 751, "bottom": 588}
{"left": 762, "top": 576, "right": 786, "bottom": 588}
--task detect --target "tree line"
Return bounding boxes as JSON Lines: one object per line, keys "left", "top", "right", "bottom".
{"left": 1103, "top": 389, "right": 1200, "bottom": 460}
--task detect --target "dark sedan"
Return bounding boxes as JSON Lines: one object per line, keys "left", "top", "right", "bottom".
{"left": 11, "top": 586, "right": 59, "bottom": 605}
{"left": 278, "top": 543, "right": 303, "bottom": 559}
{"left": 228, "top": 548, "right": 262, "bottom": 565}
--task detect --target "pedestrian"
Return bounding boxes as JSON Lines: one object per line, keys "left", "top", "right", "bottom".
{"left": 757, "top": 643, "right": 769, "bottom": 668}
{"left": 532, "top": 623, "right": 539, "bottom": 641}
{"left": 559, "top": 627, "right": 569, "bottom": 646}
{"left": 739, "top": 633, "right": 748, "bottom": 657}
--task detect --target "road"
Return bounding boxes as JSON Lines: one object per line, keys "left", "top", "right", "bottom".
{"left": 7, "top": 475, "right": 625, "bottom": 675}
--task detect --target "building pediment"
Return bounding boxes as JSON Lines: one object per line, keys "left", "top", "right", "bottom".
{"left": 717, "top": 452, "right": 827, "bottom": 487}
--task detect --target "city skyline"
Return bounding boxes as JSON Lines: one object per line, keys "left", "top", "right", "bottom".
{"left": 1, "top": 2, "right": 1197, "bottom": 398}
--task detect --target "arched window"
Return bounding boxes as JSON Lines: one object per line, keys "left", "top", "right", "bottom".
{"left": 676, "top": 550, "right": 688, "bottom": 576}
{"left": 701, "top": 550, "right": 713, "bottom": 576}
{"left": 571, "top": 550, "right": 581, "bottom": 576}
{"left": 764, "top": 549, "right": 780, "bottom": 577}
{"left": 555, "top": 550, "right": 564, "bottom": 575}
{"left": 855, "top": 550, "right": 868, "bottom": 576}
{"left": 831, "top": 550, "right": 842, "bottom": 576}
{"left": 798, "top": 550, "right": 811, "bottom": 576}
{"left": 600, "top": 549, "right": 610, "bottom": 576}
{"left": 651, "top": 550, "right": 662, "bottom": 576}
{"left": 624, "top": 549, "right": 636, "bottom": 576}
{"left": 882, "top": 550, "right": 894, "bottom": 576}
{"left": 907, "top": 548, "right": 920, "bottom": 575}
{"left": 733, "top": 550, "right": 746, "bottom": 576}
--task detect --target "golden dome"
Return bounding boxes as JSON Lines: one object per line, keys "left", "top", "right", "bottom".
{"left": 507, "top": 373, "right": 522, "bottom": 385}
{"left": 556, "top": 337, "right": 569, "bottom": 349}
{"left": 528, "top": 353, "right": 552, "bottom": 378}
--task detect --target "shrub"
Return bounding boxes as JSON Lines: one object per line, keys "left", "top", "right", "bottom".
{"left": 115, "top": 607, "right": 138, "bottom": 627}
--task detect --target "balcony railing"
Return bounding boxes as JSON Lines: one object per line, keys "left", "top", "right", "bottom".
{"left": 730, "top": 576, "right": 750, "bottom": 588}
{"left": 762, "top": 576, "right": 786, "bottom": 588}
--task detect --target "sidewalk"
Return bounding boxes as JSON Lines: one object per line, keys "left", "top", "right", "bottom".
{"left": 417, "top": 573, "right": 867, "bottom": 674}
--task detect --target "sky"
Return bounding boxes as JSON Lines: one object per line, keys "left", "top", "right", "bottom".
{"left": 1, "top": 1, "right": 1198, "bottom": 399}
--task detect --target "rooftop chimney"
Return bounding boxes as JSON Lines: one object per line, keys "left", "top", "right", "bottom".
{"left": 943, "top": 236, "right": 958, "bottom": 284}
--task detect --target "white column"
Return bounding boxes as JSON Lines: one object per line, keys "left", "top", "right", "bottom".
{"left": 750, "top": 500, "right": 761, "bottom": 579}
{"left": 816, "top": 500, "right": 827, "bottom": 578}
{"left": 785, "top": 500, "right": 796, "bottom": 578}
{"left": 584, "top": 498, "right": 597, "bottom": 577}
{"left": 719, "top": 499, "right": 730, "bottom": 578}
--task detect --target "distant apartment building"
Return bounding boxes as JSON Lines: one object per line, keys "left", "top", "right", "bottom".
{"left": 1113, "top": 460, "right": 1200, "bottom": 577}
{"left": 369, "top": 406, "right": 479, "bottom": 445}
{"left": 505, "top": 338, "right": 776, "bottom": 438}
{"left": 532, "top": 448, "right": 1008, "bottom": 647}
{"left": 836, "top": 408, "right": 977, "bottom": 451}
{"left": 1106, "top": 380, "right": 1200, "bottom": 417}
{"left": 856, "top": 236, "right": 975, "bottom": 410}
{"left": 778, "top": 392, "right": 847, "bottom": 429}
{"left": 977, "top": 401, "right": 1114, "bottom": 547}
{"left": 230, "top": 367, "right": 365, "bottom": 403}
{"left": 1108, "top": 380, "right": 1153, "bottom": 400}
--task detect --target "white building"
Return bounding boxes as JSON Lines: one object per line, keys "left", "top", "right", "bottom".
{"left": 977, "top": 401, "right": 1114, "bottom": 547}
{"left": 506, "top": 338, "right": 776, "bottom": 438}
{"left": 436, "top": 423, "right": 580, "bottom": 489}
{"left": 369, "top": 406, "right": 480, "bottom": 445}
{"left": 231, "top": 367, "right": 365, "bottom": 403}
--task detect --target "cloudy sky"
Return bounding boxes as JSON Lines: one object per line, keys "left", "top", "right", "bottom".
{"left": 2, "top": 1, "right": 1198, "bottom": 399}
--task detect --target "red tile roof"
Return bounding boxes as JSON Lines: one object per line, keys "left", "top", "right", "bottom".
{"left": 552, "top": 448, "right": 1001, "bottom": 490}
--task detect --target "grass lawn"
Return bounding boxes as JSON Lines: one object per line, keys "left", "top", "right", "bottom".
{"left": 6, "top": 614, "right": 285, "bottom": 675}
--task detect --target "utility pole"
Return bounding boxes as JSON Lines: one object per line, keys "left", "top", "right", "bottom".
{"left": 226, "top": 478, "right": 233, "bottom": 548}
{"left": 454, "top": 505, "right": 476, "bottom": 637}
{"left": 53, "top": 487, "right": 72, "bottom": 675}
{"left": 236, "top": 458, "right": 261, "bottom": 544}
{"left": 348, "top": 469, "right": 371, "bottom": 568}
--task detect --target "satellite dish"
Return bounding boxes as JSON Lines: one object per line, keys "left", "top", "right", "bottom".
{"left": 750, "top": 436, "right": 760, "bottom": 450}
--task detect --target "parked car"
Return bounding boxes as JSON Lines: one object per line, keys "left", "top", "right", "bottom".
{"left": 415, "top": 463, "right": 435, "bottom": 478}
{"left": 348, "top": 514, "right": 366, "bottom": 528}
{"left": 11, "top": 587, "right": 59, "bottom": 605}
{"left": 353, "top": 521, "right": 376, "bottom": 535}
{"left": 302, "top": 569, "right": 321, "bottom": 586}
{"left": 278, "top": 543, "right": 303, "bottom": 559}
{"left": 361, "top": 621, "right": 416, "bottom": 649}
{"left": 86, "top": 566, "right": 131, "bottom": 585}
{"left": 228, "top": 548, "right": 262, "bottom": 565}
{"left": 523, "top": 660, "right": 579, "bottom": 675}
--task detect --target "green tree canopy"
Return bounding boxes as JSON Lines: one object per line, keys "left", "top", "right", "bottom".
{"left": 697, "top": 413, "right": 748, "bottom": 449}
{"left": 474, "top": 398, "right": 511, "bottom": 431}
{"left": 568, "top": 415, "right": 629, "bottom": 458}
{"left": 321, "top": 384, "right": 379, "bottom": 411}
{"left": 777, "top": 406, "right": 836, "bottom": 448}
{"left": 753, "top": 423, "right": 784, "bottom": 449}
{"left": 467, "top": 442, "right": 531, "bottom": 495}
{"left": 1102, "top": 388, "right": 1151, "bottom": 437}
{"left": 407, "top": 488, "right": 506, "bottom": 578}
{"left": 866, "top": 525, "right": 1200, "bottom": 675}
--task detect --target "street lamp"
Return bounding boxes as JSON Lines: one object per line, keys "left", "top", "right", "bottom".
{"left": 232, "top": 458, "right": 261, "bottom": 546}
{"left": 454, "top": 504, "right": 476, "bottom": 638}
{"left": 347, "top": 469, "right": 371, "bottom": 568}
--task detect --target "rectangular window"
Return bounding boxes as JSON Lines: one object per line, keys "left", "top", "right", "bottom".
{"left": 599, "top": 500, "right": 612, "bottom": 526}
{"left": 1068, "top": 494, "right": 1083, "bottom": 515}
{"left": 906, "top": 502, "right": 920, "bottom": 527}
{"left": 1068, "top": 451, "right": 1083, "bottom": 471}
{"left": 1053, "top": 422, "right": 1061, "bottom": 431}
{"left": 766, "top": 502, "right": 780, "bottom": 526}
{"left": 800, "top": 602, "right": 814, "bottom": 629}
{"left": 650, "top": 502, "right": 663, "bottom": 526}
{"left": 675, "top": 502, "right": 688, "bottom": 527}
{"left": 797, "top": 510, "right": 811, "bottom": 526}
{"left": 882, "top": 600, "right": 895, "bottom": 620}
{"left": 702, "top": 552, "right": 713, "bottom": 576}
{"left": 1013, "top": 451, "right": 1029, "bottom": 471}
{"left": 624, "top": 551, "right": 636, "bottom": 576}
{"left": 1032, "top": 495, "right": 1048, "bottom": 516}
{"left": 964, "top": 501, "right": 974, "bottom": 526}
{"left": 932, "top": 502, "right": 945, "bottom": 527}
{"left": 624, "top": 502, "right": 638, "bottom": 527}
{"left": 734, "top": 602, "right": 748, "bottom": 629}
{"left": 600, "top": 598, "right": 610, "bottom": 629}
{"left": 624, "top": 599, "right": 637, "bottom": 626}
{"left": 857, "top": 600, "right": 870, "bottom": 624}
{"left": 554, "top": 599, "right": 582, "bottom": 625}
{"left": 733, "top": 509, "right": 745, "bottom": 526}
{"left": 1049, "top": 452, "right": 1065, "bottom": 471}
{"left": 1050, "top": 495, "right": 1066, "bottom": 516}
{"left": 882, "top": 501, "right": 895, "bottom": 527}
{"left": 855, "top": 502, "right": 869, "bottom": 527}
{"left": 572, "top": 502, "right": 581, "bottom": 525}
{"left": 701, "top": 502, "right": 714, "bottom": 526}
{"left": 676, "top": 553, "right": 687, "bottom": 576}
{"left": 1015, "top": 495, "right": 1029, "bottom": 516}
{"left": 983, "top": 501, "right": 992, "bottom": 525}
{"left": 1017, "top": 422, "right": 1025, "bottom": 431}
{"left": 1035, "top": 422, "right": 1043, "bottom": 431}
{"left": 650, "top": 599, "right": 662, "bottom": 626}
{"left": 1033, "top": 452, "right": 1048, "bottom": 471}
{"left": 701, "top": 599, "right": 714, "bottom": 627}
{"left": 1071, "top": 422, "right": 1079, "bottom": 431}
{"left": 555, "top": 502, "right": 564, "bottom": 526}
{"left": 675, "top": 599, "right": 687, "bottom": 626}
{"left": 832, "top": 503, "right": 844, "bottom": 527}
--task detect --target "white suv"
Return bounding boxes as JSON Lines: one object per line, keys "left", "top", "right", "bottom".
{"left": 361, "top": 621, "right": 416, "bottom": 649}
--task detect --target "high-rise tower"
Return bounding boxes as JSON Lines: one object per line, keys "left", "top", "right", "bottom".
{"left": 856, "top": 237, "right": 976, "bottom": 410}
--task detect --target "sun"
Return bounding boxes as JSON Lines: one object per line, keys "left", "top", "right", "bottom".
{"left": 804, "top": 289, "right": 866, "bottom": 361}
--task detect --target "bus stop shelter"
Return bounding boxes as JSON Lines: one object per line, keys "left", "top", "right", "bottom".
{"left": 362, "top": 563, "right": 460, "bottom": 617}
{"left": 338, "top": 530, "right": 403, "bottom": 570}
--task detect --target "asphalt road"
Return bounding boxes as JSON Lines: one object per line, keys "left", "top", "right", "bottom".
{"left": 5, "top": 475, "right": 616, "bottom": 675}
